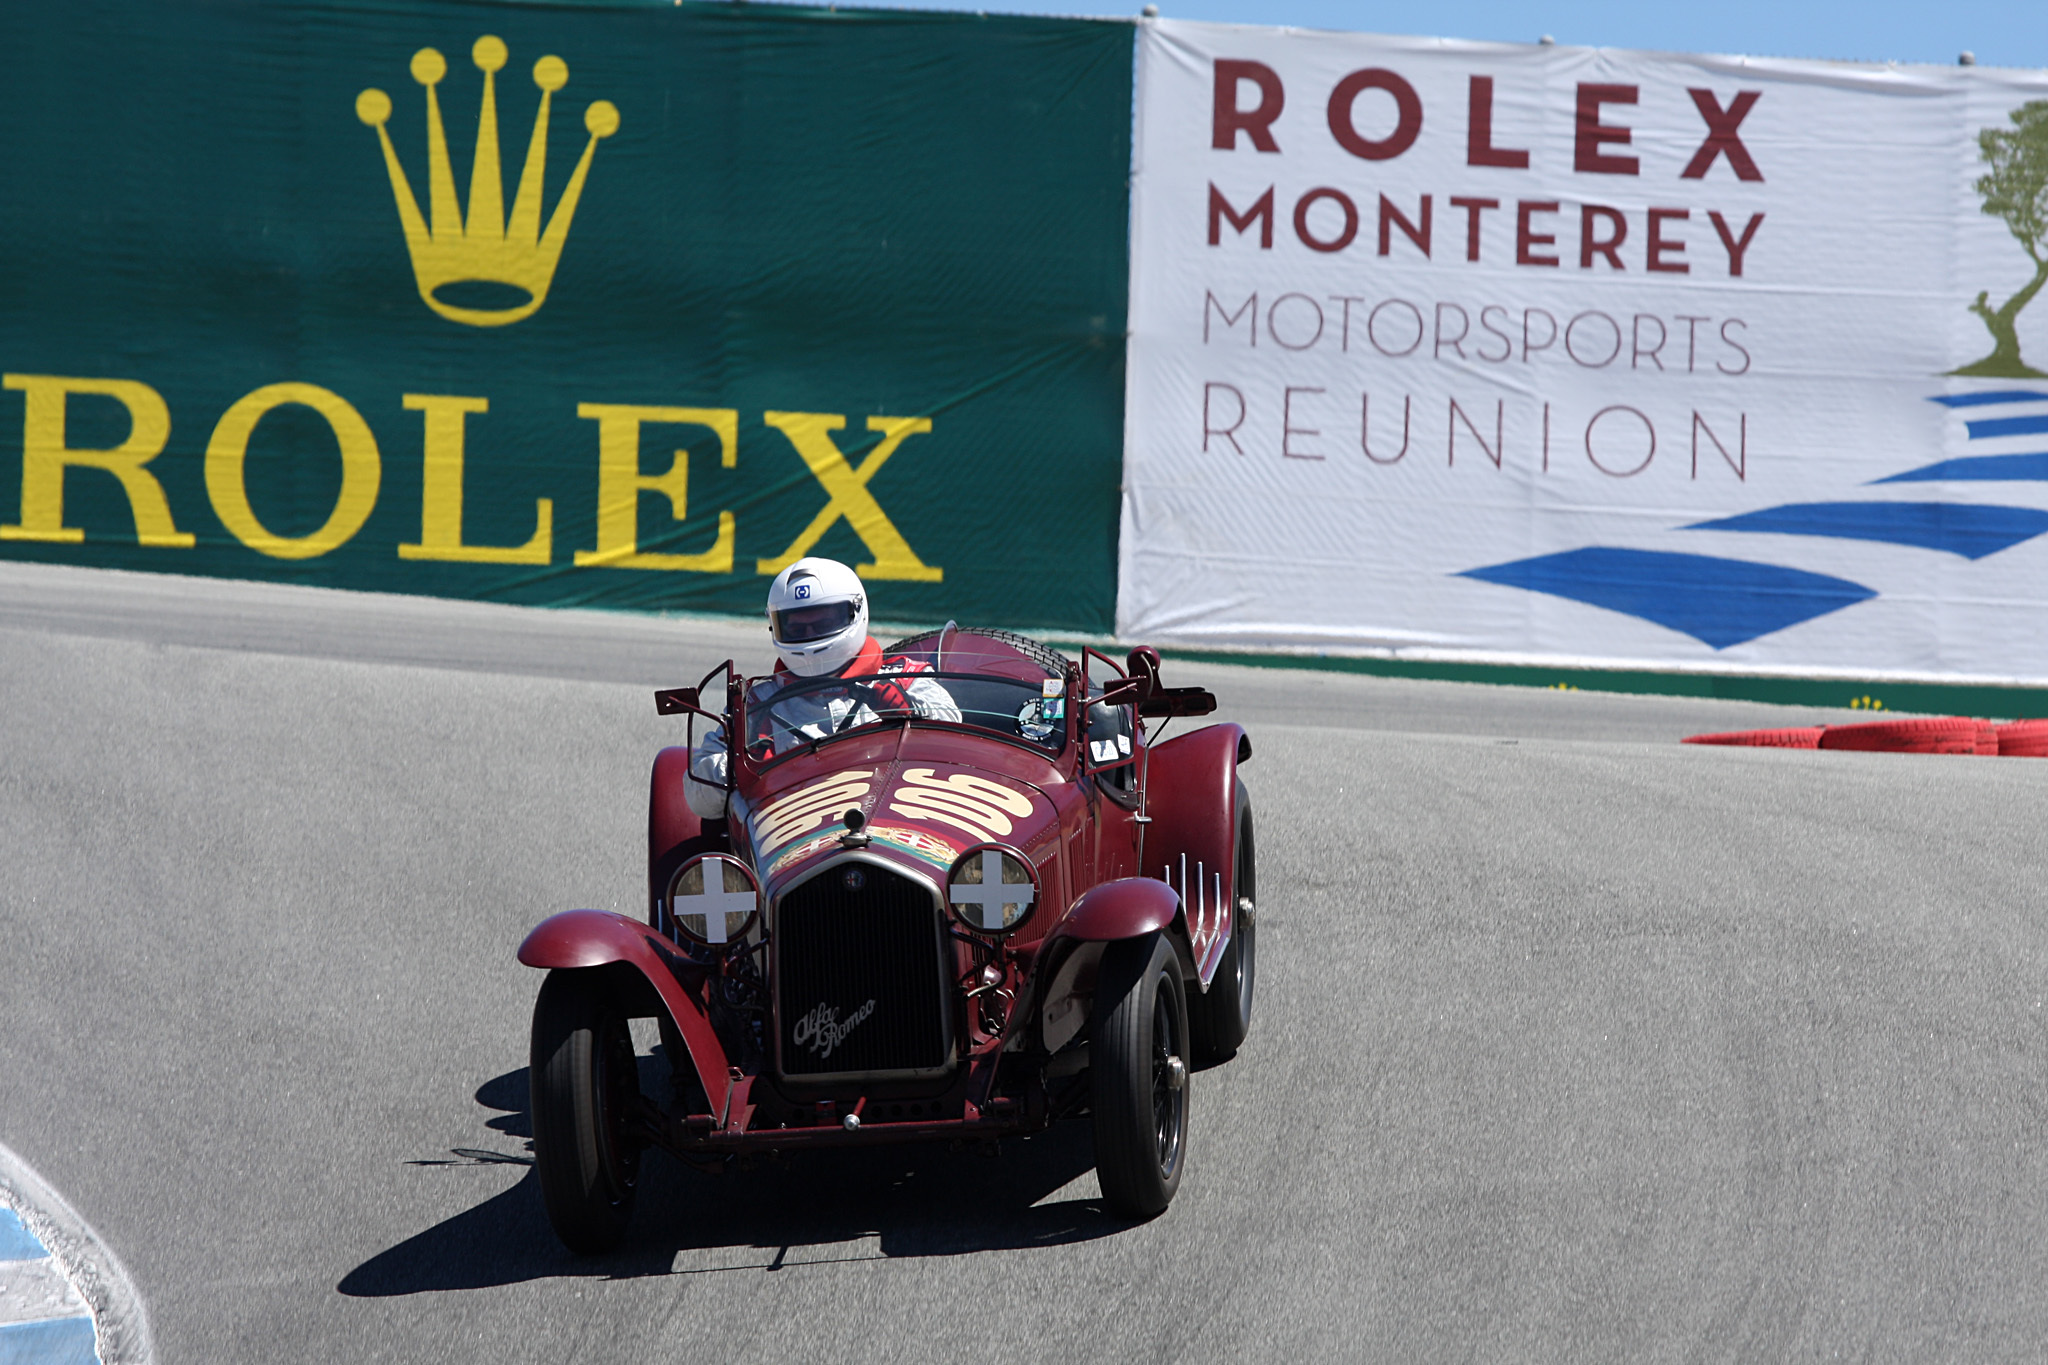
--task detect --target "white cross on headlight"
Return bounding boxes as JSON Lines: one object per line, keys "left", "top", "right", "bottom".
{"left": 949, "top": 849, "right": 1034, "bottom": 932}
{"left": 675, "top": 859, "right": 757, "bottom": 945}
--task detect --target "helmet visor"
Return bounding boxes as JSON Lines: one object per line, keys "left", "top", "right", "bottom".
{"left": 772, "top": 599, "right": 860, "bottom": 644}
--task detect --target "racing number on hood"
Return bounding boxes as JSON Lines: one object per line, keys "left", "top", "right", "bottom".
{"left": 753, "top": 771, "right": 875, "bottom": 850}
{"left": 886, "top": 768, "right": 1033, "bottom": 842}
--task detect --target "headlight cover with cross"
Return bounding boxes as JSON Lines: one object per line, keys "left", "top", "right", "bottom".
{"left": 666, "top": 853, "right": 762, "bottom": 948}
{"left": 946, "top": 845, "right": 1038, "bottom": 935}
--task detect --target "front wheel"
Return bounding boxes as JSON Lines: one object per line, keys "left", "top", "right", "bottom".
{"left": 530, "top": 969, "right": 643, "bottom": 1253}
{"left": 1091, "top": 932, "right": 1190, "bottom": 1218}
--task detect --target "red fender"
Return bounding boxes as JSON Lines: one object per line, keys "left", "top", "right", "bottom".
{"left": 650, "top": 746, "right": 703, "bottom": 865}
{"left": 1030, "top": 879, "right": 1189, "bottom": 1050}
{"left": 1055, "top": 876, "right": 1180, "bottom": 941}
{"left": 517, "top": 909, "right": 732, "bottom": 1119}
{"left": 1143, "top": 722, "right": 1247, "bottom": 986}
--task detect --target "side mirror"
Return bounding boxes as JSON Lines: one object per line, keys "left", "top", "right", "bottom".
{"left": 1138, "top": 686, "right": 1217, "bottom": 719}
{"left": 1122, "top": 645, "right": 1213, "bottom": 718}
{"left": 1125, "top": 646, "right": 1161, "bottom": 703}
{"left": 656, "top": 662, "right": 735, "bottom": 724}
{"left": 654, "top": 686, "right": 700, "bottom": 715}
{"left": 1091, "top": 677, "right": 1147, "bottom": 708}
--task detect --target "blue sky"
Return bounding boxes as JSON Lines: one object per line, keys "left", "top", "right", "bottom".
{"left": 789, "top": 2, "right": 2048, "bottom": 70}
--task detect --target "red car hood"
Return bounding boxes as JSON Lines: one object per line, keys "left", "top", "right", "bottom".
{"left": 737, "top": 738, "right": 1065, "bottom": 894}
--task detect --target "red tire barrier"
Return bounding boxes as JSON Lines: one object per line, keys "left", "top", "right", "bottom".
{"left": 1974, "top": 720, "right": 1999, "bottom": 755}
{"left": 1996, "top": 718, "right": 2048, "bottom": 757}
{"left": 1682, "top": 728, "right": 1824, "bottom": 748}
{"left": 1818, "top": 717, "right": 1979, "bottom": 754}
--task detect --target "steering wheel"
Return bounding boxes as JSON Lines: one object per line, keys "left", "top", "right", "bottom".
{"left": 831, "top": 680, "right": 912, "bottom": 734}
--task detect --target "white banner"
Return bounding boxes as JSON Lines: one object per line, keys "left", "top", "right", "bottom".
{"left": 1122, "top": 20, "right": 2048, "bottom": 682}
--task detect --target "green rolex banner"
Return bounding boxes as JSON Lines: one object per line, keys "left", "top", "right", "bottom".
{"left": 0, "top": 1, "right": 1133, "bottom": 631}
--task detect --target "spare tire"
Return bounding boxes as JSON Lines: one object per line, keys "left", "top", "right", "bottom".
{"left": 1683, "top": 728, "right": 1823, "bottom": 748}
{"left": 1818, "top": 717, "right": 1979, "bottom": 754}
{"left": 1996, "top": 718, "right": 2048, "bottom": 757}
{"left": 884, "top": 626, "right": 1069, "bottom": 675}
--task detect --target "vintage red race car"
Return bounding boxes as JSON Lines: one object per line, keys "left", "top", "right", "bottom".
{"left": 517, "top": 627, "right": 1256, "bottom": 1251}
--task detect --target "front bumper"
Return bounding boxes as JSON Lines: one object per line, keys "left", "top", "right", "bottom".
{"left": 631, "top": 1080, "right": 1041, "bottom": 1157}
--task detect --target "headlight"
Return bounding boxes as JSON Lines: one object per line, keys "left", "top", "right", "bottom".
{"left": 666, "top": 853, "right": 761, "bottom": 948}
{"left": 946, "top": 844, "right": 1038, "bottom": 935}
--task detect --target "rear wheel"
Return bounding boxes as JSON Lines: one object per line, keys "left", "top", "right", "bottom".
{"left": 1190, "top": 784, "right": 1257, "bottom": 1065}
{"left": 1091, "top": 932, "right": 1190, "bottom": 1218}
{"left": 530, "top": 969, "right": 643, "bottom": 1253}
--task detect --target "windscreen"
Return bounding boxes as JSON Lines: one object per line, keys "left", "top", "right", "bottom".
{"left": 744, "top": 671, "right": 1067, "bottom": 760}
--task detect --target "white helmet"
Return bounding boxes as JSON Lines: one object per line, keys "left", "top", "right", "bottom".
{"left": 766, "top": 557, "right": 869, "bottom": 677}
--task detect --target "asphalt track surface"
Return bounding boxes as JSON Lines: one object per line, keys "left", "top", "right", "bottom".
{"left": 4, "top": 559, "right": 2047, "bottom": 1363}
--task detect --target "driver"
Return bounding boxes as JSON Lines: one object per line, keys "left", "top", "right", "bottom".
{"left": 684, "top": 557, "right": 959, "bottom": 819}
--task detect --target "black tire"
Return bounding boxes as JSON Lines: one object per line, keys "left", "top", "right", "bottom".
{"left": 1190, "top": 783, "right": 1257, "bottom": 1065}
{"left": 883, "top": 626, "right": 1070, "bottom": 675}
{"left": 1090, "top": 932, "right": 1190, "bottom": 1218}
{"left": 530, "top": 969, "right": 643, "bottom": 1253}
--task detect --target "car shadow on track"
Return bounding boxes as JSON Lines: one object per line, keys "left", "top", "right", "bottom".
{"left": 338, "top": 1066, "right": 1130, "bottom": 1295}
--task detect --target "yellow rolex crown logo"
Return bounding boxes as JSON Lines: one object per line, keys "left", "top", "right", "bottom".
{"left": 356, "top": 36, "right": 618, "bottom": 327}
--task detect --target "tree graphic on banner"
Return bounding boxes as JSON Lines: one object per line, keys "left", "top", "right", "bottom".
{"left": 1958, "top": 100, "right": 2048, "bottom": 378}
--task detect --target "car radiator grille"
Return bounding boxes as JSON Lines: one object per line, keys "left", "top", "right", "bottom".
{"left": 776, "top": 861, "right": 951, "bottom": 1077}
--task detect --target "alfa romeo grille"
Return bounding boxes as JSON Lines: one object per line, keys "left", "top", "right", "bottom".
{"left": 776, "top": 861, "right": 950, "bottom": 1077}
